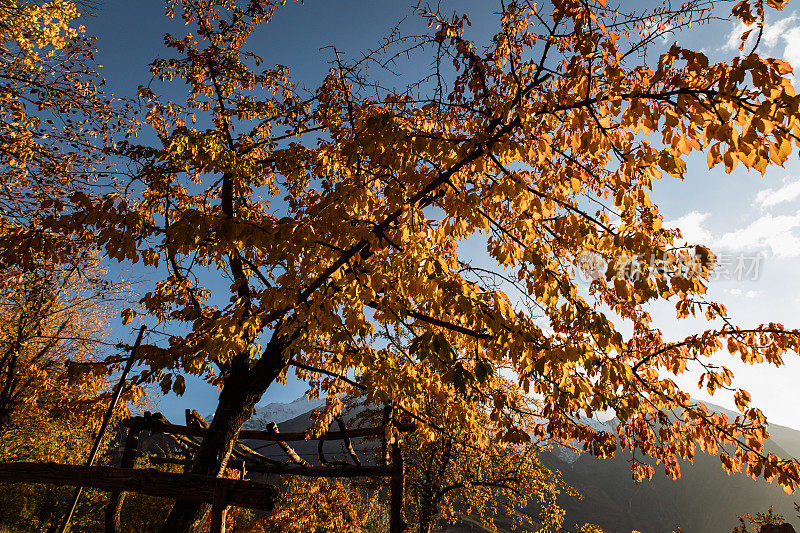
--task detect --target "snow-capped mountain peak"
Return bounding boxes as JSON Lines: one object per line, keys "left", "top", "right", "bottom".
{"left": 244, "top": 396, "right": 325, "bottom": 429}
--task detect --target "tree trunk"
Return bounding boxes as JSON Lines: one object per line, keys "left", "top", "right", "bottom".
{"left": 417, "top": 505, "right": 433, "bottom": 533}
{"left": 417, "top": 483, "right": 436, "bottom": 533}
{"left": 417, "top": 437, "right": 450, "bottom": 533}
{"left": 0, "top": 406, "right": 11, "bottom": 442}
{"left": 161, "top": 337, "right": 291, "bottom": 532}
{"left": 0, "top": 351, "right": 19, "bottom": 440}
{"left": 105, "top": 421, "right": 141, "bottom": 532}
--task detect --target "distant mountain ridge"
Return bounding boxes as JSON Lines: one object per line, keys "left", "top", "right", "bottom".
{"left": 251, "top": 397, "right": 800, "bottom": 532}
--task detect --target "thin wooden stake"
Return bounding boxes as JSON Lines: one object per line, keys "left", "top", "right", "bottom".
{"left": 389, "top": 436, "right": 406, "bottom": 533}
{"left": 211, "top": 481, "right": 228, "bottom": 533}
{"left": 58, "top": 325, "right": 146, "bottom": 533}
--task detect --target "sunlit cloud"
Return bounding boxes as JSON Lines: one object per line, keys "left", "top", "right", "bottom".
{"left": 727, "top": 288, "right": 762, "bottom": 298}
{"left": 723, "top": 13, "right": 800, "bottom": 77}
{"left": 783, "top": 26, "right": 800, "bottom": 74}
{"left": 665, "top": 211, "right": 713, "bottom": 243}
{"left": 715, "top": 212, "right": 800, "bottom": 257}
{"left": 723, "top": 14, "right": 798, "bottom": 51}
{"left": 665, "top": 211, "right": 800, "bottom": 258}
{"left": 755, "top": 177, "right": 800, "bottom": 208}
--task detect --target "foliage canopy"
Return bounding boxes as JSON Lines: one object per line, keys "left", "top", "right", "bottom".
{"left": 10, "top": 0, "right": 800, "bottom": 528}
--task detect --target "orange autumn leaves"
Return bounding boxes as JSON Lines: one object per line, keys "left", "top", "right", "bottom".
{"left": 0, "top": 0, "right": 137, "bottom": 428}
{"left": 16, "top": 0, "right": 800, "bottom": 504}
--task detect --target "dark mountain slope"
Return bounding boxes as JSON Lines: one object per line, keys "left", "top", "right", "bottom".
{"left": 541, "top": 445, "right": 796, "bottom": 532}
{"left": 227, "top": 399, "right": 800, "bottom": 532}
{"left": 539, "top": 403, "right": 800, "bottom": 532}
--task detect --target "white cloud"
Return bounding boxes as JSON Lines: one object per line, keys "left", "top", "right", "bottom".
{"left": 723, "top": 13, "right": 800, "bottom": 75}
{"left": 666, "top": 211, "right": 800, "bottom": 258}
{"left": 724, "top": 14, "right": 798, "bottom": 50}
{"left": 724, "top": 20, "right": 751, "bottom": 51}
{"left": 726, "top": 288, "right": 762, "bottom": 298}
{"left": 762, "top": 14, "right": 798, "bottom": 48}
{"left": 755, "top": 177, "right": 800, "bottom": 208}
{"left": 715, "top": 212, "right": 800, "bottom": 258}
{"left": 783, "top": 26, "right": 800, "bottom": 74}
{"left": 665, "top": 211, "right": 713, "bottom": 243}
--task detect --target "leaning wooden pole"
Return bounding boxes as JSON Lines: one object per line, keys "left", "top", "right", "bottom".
{"left": 58, "top": 325, "right": 146, "bottom": 533}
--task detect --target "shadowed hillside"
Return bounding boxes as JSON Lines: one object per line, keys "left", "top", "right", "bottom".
{"left": 540, "top": 446, "right": 797, "bottom": 532}
{"left": 535, "top": 403, "right": 800, "bottom": 532}
{"left": 260, "top": 399, "right": 800, "bottom": 532}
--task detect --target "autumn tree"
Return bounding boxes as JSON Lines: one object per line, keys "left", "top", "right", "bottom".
{"left": 251, "top": 390, "right": 566, "bottom": 533}
{"left": 731, "top": 506, "right": 788, "bottom": 533}
{"left": 0, "top": 0, "right": 146, "bottom": 418}
{"left": 42, "top": 0, "right": 800, "bottom": 529}
{"left": 295, "top": 384, "right": 570, "bottom": 533}
{"left": 0, "top": 0, "right": 140, "bottom": 436}
{"left": 0, "top": 258, "right": 139, "bottom": 533}
{"left": 401, "top": 394, "right": 570, "bottom": 533}
{"left": 0, "top": 251, "right": 129, "bottom": 437}
{"left": 0, "top": 0, "right": 131, "bottom": 271}
{"left": 0, "top": 2, "right": 147, "bottom": 525}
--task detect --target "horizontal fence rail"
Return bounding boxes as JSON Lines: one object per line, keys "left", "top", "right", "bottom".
{"left": 148, "top": 456, "right": 391, "bottom": 478}
{"left": 0, "top": 462, "right": 279, "bottom": 512}
{"left": 125, "top": 417, "right": 413, "bottom": 442}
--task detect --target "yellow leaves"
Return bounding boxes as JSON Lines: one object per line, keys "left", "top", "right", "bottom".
{"left": 503, "top": 427, "right": 532, "bottom": 444}
{"left": 531, "top": 134, "right": 554, "bottom": 165}
{"left": 161, "top": 126, "right": 251, "bottom": 175}
{"left": 121, "top": 308, "right": 136, "bottom": 325}
{"left": 409, "top": 331, "right": 453, "bottom": 365}
{"left": 694, "top": 245, "right": 714, "bottom": 271}
{"left": 734, "top": 389, "right": 751, "bottom": 412}
{"left": 262, "top": 477, "right": 378, "bottom": 533}
{"left": 766, "top": 0, "right": 789, "bottom": 9}
{"left": 613, "top": 277, "right": 629, "bottom": 300}
{"left": 675, "top": 134, "right": 700, "bottom": 156}
{"left": 2, "top": 0, "right": 82, "bottom": 54}
{"left": 727, "top": 336, "right": 739, "bottom": 355}
{"left": 658, "top": 151, "right": 686, "bottom": 178}
{"left": 768, "top": 138, "right": 793, "bottom": 166}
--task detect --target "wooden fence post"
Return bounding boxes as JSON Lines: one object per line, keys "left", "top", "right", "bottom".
{"left": 211, "top": 481, "right": 228, "bottom": 533}
{"left": 381, "top": 405, "right": 392, "bottom": 467}
{"left": 104, "top": 417, "right": 142, "bottom": 532}
{"left": 389, "top": 438, "right": 406, "bottom": 533}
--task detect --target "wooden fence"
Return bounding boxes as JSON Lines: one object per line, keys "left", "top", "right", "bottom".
{"left": 0, "top": 409, "right": 411, "bottom": 532}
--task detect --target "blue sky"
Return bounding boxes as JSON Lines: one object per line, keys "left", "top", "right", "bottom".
{"left": 82, "top": 1, "right": 800, "bottom": 427}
